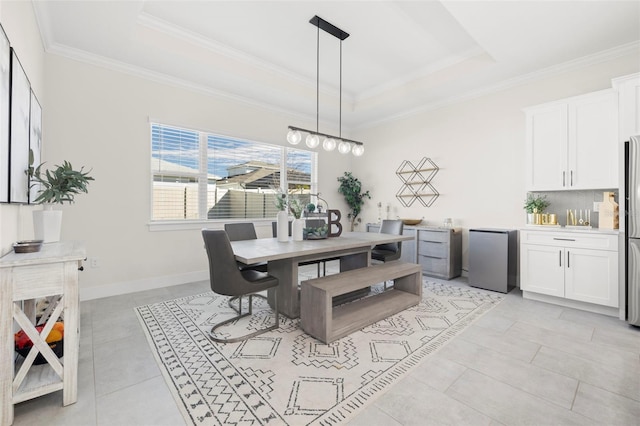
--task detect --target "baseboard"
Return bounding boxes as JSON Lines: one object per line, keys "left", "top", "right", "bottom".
{"left": 522, "top": 291, "right": 621, "bottom": 318}
{"left": 80, "top": 270, "right": 209, "bottom": 301}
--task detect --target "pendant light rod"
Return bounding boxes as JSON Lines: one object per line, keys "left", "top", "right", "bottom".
{"left": 316, "top": 23, "right": 319, "bottom": 134}
{"left": 339, "top": 39, "right": 342, "bottom": 139}
{"left": 288, "top": 126, "right": 363, "bottom": 147}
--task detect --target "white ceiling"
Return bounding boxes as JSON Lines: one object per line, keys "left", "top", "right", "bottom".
{"left": 32, "top": 1, "right": 640, "bottom": 131}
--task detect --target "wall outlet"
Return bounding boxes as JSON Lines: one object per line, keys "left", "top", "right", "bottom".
{"left": 90, "top": 258, "right": 100, "bottom": 268}
{"left": 593, "top": 202, "right": 600, "bottom": 212}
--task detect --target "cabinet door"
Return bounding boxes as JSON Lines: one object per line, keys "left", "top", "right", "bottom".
{"left": 526, "top": 104, "right": 568, "bottom": 190}
{"left": 520, "top": 244, "right": 565, "bottom": 297}
{"left": 400, "top": 228, "right": 417, "bottom": 263}
{"left": 568, "top": 91, "right": 619, "bottom": 189}
{"left": 565, "top": 248, "right": 618, "bottom": 307}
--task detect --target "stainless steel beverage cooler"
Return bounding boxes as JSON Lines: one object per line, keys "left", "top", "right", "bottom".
{"left": 469, "top": 229, "right": 517, "bottom": 293}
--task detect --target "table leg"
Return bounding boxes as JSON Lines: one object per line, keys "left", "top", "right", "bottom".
{"left": 267, "top": 258, "right": 300, "bottom": 319}
{"left": 62, "top": 262, "right": 79, "bottom": 406}
{"left": 1, "top": 271, "right": 14, "bottom": 425}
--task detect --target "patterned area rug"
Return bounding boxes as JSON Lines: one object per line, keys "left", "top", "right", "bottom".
{"left": 135, "top": 280, "right": 503, "bottom": 425}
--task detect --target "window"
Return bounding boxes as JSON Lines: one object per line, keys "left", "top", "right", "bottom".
{"left": 150, "top": 123, "right": 316, "bottom": 221}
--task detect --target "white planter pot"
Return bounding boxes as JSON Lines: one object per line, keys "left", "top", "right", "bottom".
{"left": 292, "top": 218, "right": 304, "bottom": 241}
{"left": 33, "top": 206, "right": 63, "bottom": 243}
{"left": 277, "top": 210, "right": 289, "bottom": 242}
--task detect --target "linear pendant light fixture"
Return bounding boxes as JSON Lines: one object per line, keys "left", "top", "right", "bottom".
{"left": 286, "top": 15, "right": 364, "bottom": 157}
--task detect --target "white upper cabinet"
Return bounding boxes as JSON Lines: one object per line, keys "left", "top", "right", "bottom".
{"left": 612, "top": 73, "right": 640, "bottom": 141}
{"left": 525, "top": 89, "right": 619, "bottom": 191}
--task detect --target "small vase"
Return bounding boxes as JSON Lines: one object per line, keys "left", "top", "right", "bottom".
{"left": 527, "top": 213, "right": 534, "bottom": 224}
{"left": 292, "top": 218, "right": 304, "bottom": 241}
{"left": 33, "top": 204, "right": 63, "bottom": 243}
{"left": 277, "top": 210, "right": 289, "bottom": 242}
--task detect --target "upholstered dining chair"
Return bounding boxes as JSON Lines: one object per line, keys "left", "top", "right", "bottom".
{"left": 224, "top": 223, "right": 268, "bottom": 273}
{"left": 201, "top": 229, "right": 279, "bottom": 343}
{"left": 371, "top": 219, "right": 404, "bottom": 289}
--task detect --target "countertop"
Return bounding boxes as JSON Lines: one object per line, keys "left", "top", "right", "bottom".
{"left": 520, "top": 225, "right": 621, "bottom": 235}
{"left": 366, "top": 222, "right": 462, "bottom": 232}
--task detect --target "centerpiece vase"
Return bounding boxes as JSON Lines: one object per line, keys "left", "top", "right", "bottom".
{"left": 277, "top": 210, "right": 289, "bottom": 242}
{"left": 33, "top": 204, "right": 63, "bottom": 243}
{"left": 292, "top": 218, "right": 304, "bottom": 241}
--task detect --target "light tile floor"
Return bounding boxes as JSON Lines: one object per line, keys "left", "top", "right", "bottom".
{"left": 11, "top": 264, "right": 640, "bottom": 425}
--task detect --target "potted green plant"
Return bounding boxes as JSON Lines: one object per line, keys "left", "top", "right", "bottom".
{"left": 30, "top": 161, "right": 95, "bottom": 242}
{"left": 523, "top": 193, "right": 549, "bottom": 224}
{"left": 337, "top": 172, "right": 371, "bottom": 231}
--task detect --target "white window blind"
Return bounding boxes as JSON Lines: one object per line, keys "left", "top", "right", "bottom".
{"left": 150, "top": 123, "right": 316, "bottom": 221}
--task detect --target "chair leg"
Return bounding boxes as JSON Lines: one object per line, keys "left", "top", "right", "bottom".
{"left": 209, "top": 291, "right": 279, "bottom": 344}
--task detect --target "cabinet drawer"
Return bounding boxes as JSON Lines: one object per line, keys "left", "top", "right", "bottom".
{"left": 419, "top": 254, "right": 448, "bottom": 276}
{"left": 418, "top": 230, "right": 449, "bottom": 243}
{"left": 520, "top": 230, "right": 618, "bottom": 251}
{"left": 418, "top": 240, "right": 448, "bottom": 258}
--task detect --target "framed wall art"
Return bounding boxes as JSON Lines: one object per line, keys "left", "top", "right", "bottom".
{"left": 29, "top": 90, "right": 41, "bottom": 203}
{"left": 0, "top": 24, "right": 9, "bottom": 203}
{"left": 9, "top": 48, "right": 30, "bottom": 204}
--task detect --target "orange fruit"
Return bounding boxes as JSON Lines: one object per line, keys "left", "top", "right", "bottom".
{"left": 53, "top": 322, "right": 64, "bottom": 333}
{"left": 46, "top": 329, "right": 63, "bottom": 343}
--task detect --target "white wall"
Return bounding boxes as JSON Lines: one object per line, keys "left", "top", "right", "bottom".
{"left": 352, "top": 53, "right": 640, "bottom": 273}
{"left": 42, "top": 54, "right": 353, "bottom": 299}
{"left": 0, "top": 1, "right": 45, "bottom": 256}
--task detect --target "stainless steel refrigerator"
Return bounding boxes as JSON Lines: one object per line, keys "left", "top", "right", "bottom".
{"left": 625, "top": 136, "right": 640, "bottom": 326}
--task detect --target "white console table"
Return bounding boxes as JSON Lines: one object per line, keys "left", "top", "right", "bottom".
{"left": 0, "top": 241, "right": 85, "bottom": 425}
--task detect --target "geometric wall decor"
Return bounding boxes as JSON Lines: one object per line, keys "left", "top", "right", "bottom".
{"left": 395, "top": 157, "right": 440, "bottom": 207}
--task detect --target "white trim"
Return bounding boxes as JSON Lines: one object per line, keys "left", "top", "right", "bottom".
{"left": 44, "top": 41, "right": 315, "bottom": 124}
{"left": 79, "top": 270, "right": 209, "bottom": 301}
{"left": 357, "top": 41, "right": 640, "bottom": 131}
{"left": 522, "top": 290, "right": 621, "bottom": 318}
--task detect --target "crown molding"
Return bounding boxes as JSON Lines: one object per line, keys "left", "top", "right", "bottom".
{"left": 45, "top": 41, "right": 319, "bottom": 123}
{"left": 357, "top": 40, "right": 640, "bottom": 131}
{"left": 137, "top": 12, "right": 353, "bottom": 103}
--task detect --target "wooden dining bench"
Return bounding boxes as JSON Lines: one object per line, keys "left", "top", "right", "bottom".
{"left": 300, "top": 262, "right": 422, "bottom": 343}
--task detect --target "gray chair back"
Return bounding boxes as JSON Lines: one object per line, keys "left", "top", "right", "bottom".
{"left": 376, "top": 219, "right": 404, "bottom": 253}
{"left": 202, "top": 229, "right": 276, "bottom": 297}
{"left": 225, "top": 222, "right": 258, "bottom": 241}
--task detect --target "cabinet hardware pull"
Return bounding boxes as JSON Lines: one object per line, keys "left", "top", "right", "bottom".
{"left": 553, "top": 238, "right": 575, "bottom": 241}
{"left": 567, "top": 251, "right": 570, "bottom": 268}
{"left": 563, "top": 171, "right": 566, "bottom": 187}
{"left": 421, "top": 241, "right": 442, "bottom": 244}
{"left": 570, "top": 170, "right": 573, "bottom": 186}
{"left": 559, "top": 250, "right": 562, "bottom": 267}
{"left": 421, "top": 255, "right": 442, "bottom": 259}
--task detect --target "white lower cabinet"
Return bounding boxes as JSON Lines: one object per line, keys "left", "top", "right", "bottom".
{"left": 520, "top": 230, "right": 618, "bottom": 308}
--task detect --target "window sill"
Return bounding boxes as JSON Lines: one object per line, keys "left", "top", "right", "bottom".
{"left": 147, "top": 219, "right": 276, "bottom": 232}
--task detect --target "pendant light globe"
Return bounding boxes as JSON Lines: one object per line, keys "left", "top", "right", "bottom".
{"left": 323, "top": 137, "right": 337, "bottom": 151}
{"left": 306, "top": 133, "right": 320, "bottom": 149}
{"left": 352, "top": 144, "right": 364, "bottom": 156}
{"left": 338, "top": 140, "right": 352, "bottom": 154}
{"left": 287, "top": 129, "right": 302, "bottom": 145}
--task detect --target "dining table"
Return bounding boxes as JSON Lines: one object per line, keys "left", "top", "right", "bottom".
{"left": 230, "top": 231, "right": 415, "bottom": 318}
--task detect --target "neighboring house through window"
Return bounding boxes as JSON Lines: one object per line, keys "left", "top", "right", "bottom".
{"left": 150, "top": 123, "right": 317, "bottom": 221}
